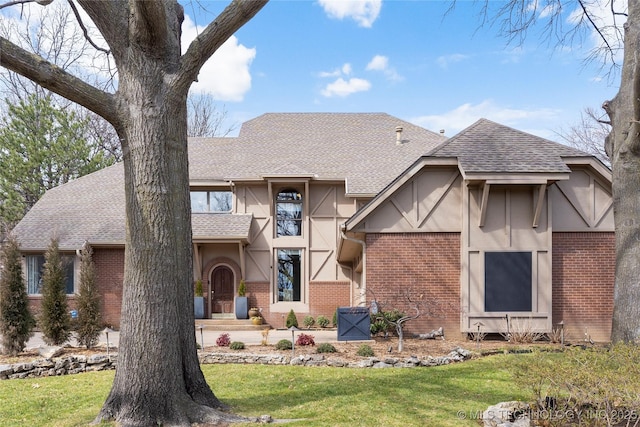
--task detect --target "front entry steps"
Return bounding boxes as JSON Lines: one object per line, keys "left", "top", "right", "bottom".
{"left": 195, "top": 317, "right": 271, "bottom": 331}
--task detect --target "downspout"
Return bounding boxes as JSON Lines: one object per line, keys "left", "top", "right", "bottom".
{"left": 340, "top": 226, "right": 366, "bottom": 306}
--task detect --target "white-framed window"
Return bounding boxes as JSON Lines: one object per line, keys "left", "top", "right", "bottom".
{"left": 25, "top": 254, "right": 75, "bottom": 295}
{"left": 190, "top": 191, "right": 232, "bottom": 213}
{"left": 277, "top": 249, "right": 302, "bottom": 302}
{"left": 276, "top": 188, "right": 302, "bottom": 237}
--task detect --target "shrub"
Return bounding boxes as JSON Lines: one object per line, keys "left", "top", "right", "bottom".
{"left": 229, "top": 341, "right": 245, "bottom": 350}
{"left": 295, "top": 333, "right": 315, "bottom": 346}
{"left": 317, "top": 343, "right": 337, "bottom": 354}
{"left": 237, "top": 279, "right": 246, "bottom": 297}
{"left": 370, "top": 309, "right": 405, "bottom": 336}
{"left": 356, "top": 344, "right": 375, "bottom": 357}
{"left": 316, "top": 315, "right": 330, "bottom": 328}
{"left": 0, "top": 236, "right": 35, "bottom": 356}
{"left": 285, "top": 309, "right": 298, "bottom": 328}
{"left": 216, "top": 333, "right": 231, "bottom": 347}
{"left": 75, "top": 244, "right": 102, "bottom": 349}
{"left": 194, "top": 279, "right": 203, "bottom": 297}
{"left": 332, "top": 309, "right": 338, "bottom": 327}
{"left": 40, "top": 238, "right": 71, "bottom": 346}
{"left": 303, "top": 315, "right": 315, "bottom": 328}
{"left": 512, "top": 344, "right": 640, "bottom": 426}
{"left": 275, "top": 339, "right": 292, "bottom": 350}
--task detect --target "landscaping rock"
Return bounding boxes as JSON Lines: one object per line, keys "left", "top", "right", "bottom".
{"left": 483, "top": 401, "right": 530, "bottom": 427}
{"left": 39, "top": 346, "right": 64, "bottom": 359}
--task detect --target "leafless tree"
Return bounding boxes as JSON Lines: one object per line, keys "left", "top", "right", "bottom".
{"left": 470, "top": 0, "right": 637, "bottom": 343}
{"left": 558, "top": 107, "right": 611, "bottom": 166}
{"left": 187, "top": 92, "right": 237, "bottom": 138}
{"left": 369, "top": 287, "right": 446, "bottom": 352}
{"left": 0, "top": 0, "right": 268, "bottom": 425}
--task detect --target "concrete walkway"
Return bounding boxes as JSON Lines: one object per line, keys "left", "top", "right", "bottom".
{"left": 26, "top": 327, "right": 340, "bottom": 350}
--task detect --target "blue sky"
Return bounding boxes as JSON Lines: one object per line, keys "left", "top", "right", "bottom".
{"left": 1, "top": 0, "right": 625, "bottom": 142}
{"left": 183, "top": 0, "right": 624, "bottom": 141}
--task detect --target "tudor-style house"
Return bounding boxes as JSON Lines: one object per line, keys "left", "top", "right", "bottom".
{"left": 10, "top": 113, "right": 615, "bottom": 341}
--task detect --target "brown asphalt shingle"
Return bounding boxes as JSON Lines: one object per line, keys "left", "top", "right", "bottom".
{"left": 13, "top": 113, "right": 445, "bottom": 250}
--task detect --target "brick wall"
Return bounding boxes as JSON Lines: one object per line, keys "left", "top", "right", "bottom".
{"left": 309, "top": 281, "right": 350, "bottom": 320}
{"left": 552, "top": 232, "right": 615, "bottom": 342}
{"left": 245, "top": 281, "right": 350, "bottom": 329}
{"left": 365, "top": 233, "right": 461, "bottom": 337}
{"left": 93, "top": 248, "right": 125, "bottom": 328}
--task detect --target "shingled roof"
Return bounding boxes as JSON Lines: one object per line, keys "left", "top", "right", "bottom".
{"left": 12, "top": 113, "right": 445, "bottom": 250}
{"left": 188, "top": 113, "right": 446, "bottom": 194}
{"left": 429, "top": 118, "right": 589, "bottom": 175}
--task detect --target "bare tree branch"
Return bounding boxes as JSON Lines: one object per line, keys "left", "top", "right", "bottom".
{"left": 176, "top": 0, "right": 268, "bottom": 93}
{"left": 0, "top": 0, "right": 36, "bottom": 11}
{"left": 0, "top": 37, "right": 118, "bottom": 126}
{"left": 66, "top": 0, "right": 110, "bottom": 55}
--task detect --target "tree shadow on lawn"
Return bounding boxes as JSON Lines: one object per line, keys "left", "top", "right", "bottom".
{"left": 204, "top": 354, "right": 528, "bottom": 426}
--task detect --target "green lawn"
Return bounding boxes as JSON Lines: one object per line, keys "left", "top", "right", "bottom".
{"left": 0, "top": 355, "right": 528, "bottom": 426}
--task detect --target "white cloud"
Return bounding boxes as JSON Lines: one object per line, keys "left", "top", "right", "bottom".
{"left": 182, "top": 15, "right": 256, "bottom": 102}
{"left": 318, "top": 0, "right": 382, "bottom": 28}
{"left": 411, "top": 100, "right": 560, "bottom": 136}
{"left": 319, "top": 63, "right": 352, "bottom": 78}
{"left": 366, "top": 55, "right": 388, "bottom": 71}
{"left": 366, "top": 55, "right": 402, "bottom": 81}
{"left": 436, "top": 53, "right": 469, "bottom": 69}
{"left": 321, "top": 77, "right": 371, "bottom": 97}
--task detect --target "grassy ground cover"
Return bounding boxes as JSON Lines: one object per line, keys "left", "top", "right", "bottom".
{"left": 0, "top": 354, "right": 528, "bottom": 426}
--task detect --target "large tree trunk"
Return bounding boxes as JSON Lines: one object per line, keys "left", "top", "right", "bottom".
{"left": 1, "top": 1, "right": 268, "bottom": 424}
{"left": 95, "top": 70, "right": 229, "bottom": 426}
{"left": 605, "top": 2, "right": 640, "bottom": 343}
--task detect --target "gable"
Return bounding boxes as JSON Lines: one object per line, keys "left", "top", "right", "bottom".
{"left": 350, "top": 166, "right": 462, "bottom": 233}
{"left": 550, "top": 166, "right": 613, "bottom": 231}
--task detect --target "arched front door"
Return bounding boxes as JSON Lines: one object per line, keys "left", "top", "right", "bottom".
{"left": 210, "top": 265, "right": 234, "bottom": 315}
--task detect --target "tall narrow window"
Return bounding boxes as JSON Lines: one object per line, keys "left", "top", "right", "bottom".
{"left": 276, "top": 189, "right": 302, "bottom": 237}
{"left": 277, "top": 249, "right": 301, "bottom": 302}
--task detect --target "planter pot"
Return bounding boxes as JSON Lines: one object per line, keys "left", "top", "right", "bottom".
{"left": 248, "top": 308, "right": 260, "bottom": 318}
{"left": 235, "top": 296, "right": 248, "bottom": 319}
{"left": 194, "top": 296, "right": 205, "bottom": 319}
{"left": 251, "top": 316, "right": 263, "bottom": 325}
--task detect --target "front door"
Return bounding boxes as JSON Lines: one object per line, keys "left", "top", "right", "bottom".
{"left": 211, "top": 266, "right": 234, "bottom": 314}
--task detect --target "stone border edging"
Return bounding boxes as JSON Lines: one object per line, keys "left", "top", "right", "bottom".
{"left": 0, "top": 347, "right": 473, "bottom": 380}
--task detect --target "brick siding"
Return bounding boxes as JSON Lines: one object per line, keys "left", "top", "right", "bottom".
{"left": 309, "top": 281, "right": 350, "bottom": 320}
{"left": 552, "top": 232, "right": 615, "bottom": 342}
{"left": 93, "top": 248, "right": 125, "bottom": 328}
{"left": 365, "top": 233, "right": 461, "bottom": 337}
